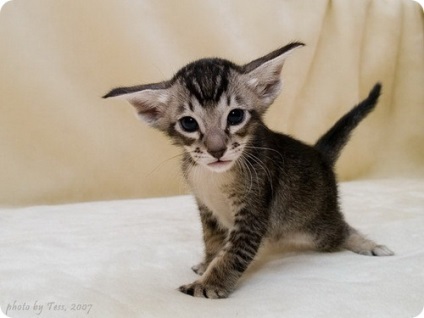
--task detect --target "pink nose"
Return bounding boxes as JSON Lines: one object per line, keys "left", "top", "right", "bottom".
{"left": 205, "top": 129, "right": 227, "bottom": 159}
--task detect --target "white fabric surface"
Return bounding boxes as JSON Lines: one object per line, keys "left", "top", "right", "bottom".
{"left": 1, "top": 179, "right": 423, "bottom": 318}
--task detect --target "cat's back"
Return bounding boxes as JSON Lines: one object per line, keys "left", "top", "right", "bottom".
{"left": 265, "top": 129, "right": 326, "bottom": 168}
{"left": 262, "top": 129, "right": 336, "bottom": 196}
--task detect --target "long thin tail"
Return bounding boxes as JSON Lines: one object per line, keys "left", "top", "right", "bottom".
{"left": 314, "top": 83, "right": 382, "bottom": 165}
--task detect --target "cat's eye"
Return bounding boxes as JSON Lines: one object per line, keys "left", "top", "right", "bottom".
{"left": 227, "top": 109, "right": 245, "bottom": 126}
{"left": 179, "top": 116, "right": 199, "bottom": 133}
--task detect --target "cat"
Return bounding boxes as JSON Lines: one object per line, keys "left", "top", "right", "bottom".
{"left": 103, "top": 42, "right": 394, "bottom": 299}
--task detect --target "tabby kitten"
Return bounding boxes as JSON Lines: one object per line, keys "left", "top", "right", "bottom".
{"left": 103, "top": 42, "right": 393, "bottom": 299}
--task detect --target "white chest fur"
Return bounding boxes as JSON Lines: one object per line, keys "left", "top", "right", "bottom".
{"left": 187, "top": 166, "right": 235, "bottom": 229}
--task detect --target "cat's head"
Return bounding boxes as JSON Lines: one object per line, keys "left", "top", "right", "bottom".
{"left": 104, "top": 42, "right": 303, "bottom": 173}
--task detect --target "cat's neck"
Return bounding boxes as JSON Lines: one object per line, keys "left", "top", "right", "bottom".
{"left": 184, "top": 160, "right": 237, "bottom": 229}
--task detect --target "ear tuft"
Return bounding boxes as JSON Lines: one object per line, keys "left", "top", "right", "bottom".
{"left": 103, "top": 88, "right": 132, "bottom": 99}
{"left": 242, "top": 42, "right": 304, "bottom": 74}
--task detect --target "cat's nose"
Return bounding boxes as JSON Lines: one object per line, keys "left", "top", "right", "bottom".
{"left": 205, "top": 129, "right": 227, "bottom": 159}
{"left": 209, "top": 148, "right": 227, "bottom": 159}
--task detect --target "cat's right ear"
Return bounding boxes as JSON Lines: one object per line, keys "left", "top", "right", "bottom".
{"left": 103, "top": 82, "right": 172, "bottom": 130}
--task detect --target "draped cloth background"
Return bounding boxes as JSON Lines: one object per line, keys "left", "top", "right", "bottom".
{"left": 0, "top": 2, "right": 424, "bottom": 318}
{"left": 0, "top": 0, "right": 423, "bottom": 205}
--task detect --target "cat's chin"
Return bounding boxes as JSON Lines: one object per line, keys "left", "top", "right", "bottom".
{"left": 205, "top": 160, "right": 234, "bottom": 173}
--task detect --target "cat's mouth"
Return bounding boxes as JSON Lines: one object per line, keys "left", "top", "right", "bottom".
{"left": 207, "top": 159, "right": 234, "bottom": 172}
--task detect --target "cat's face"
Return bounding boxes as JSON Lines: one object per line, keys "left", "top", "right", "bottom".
{"left": 104, "top": 42, "right": 304, "bottom": 173}
{"left": 169, "top": 82, "right": 256, "bottom": 173}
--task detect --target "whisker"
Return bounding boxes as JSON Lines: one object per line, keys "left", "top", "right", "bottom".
{"left": 146, "top": 152, "right": 186, "bottom": 177}
{"left": 242, "top": 151, "right": 274, "bottom": 197}
{"left": 240, "top": 143, "right": 285, "bottom": 162}
{"left": 238, "top": 156, "right": 254, "bottom": 195}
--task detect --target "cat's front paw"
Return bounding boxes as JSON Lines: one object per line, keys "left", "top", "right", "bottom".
{"left": 191, "top": 262, "right": 207, "bottom": 275}
{"left": 179, "top": 281, "right": 229, "bottom": 299}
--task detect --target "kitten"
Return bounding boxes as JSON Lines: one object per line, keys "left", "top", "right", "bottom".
{"left": 103, "top": 42, "right": 394, "bottom": 299}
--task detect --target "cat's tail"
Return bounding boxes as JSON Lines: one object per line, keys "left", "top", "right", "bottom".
{"left": 314, "top": 83, "right": 381, "bottom": 166}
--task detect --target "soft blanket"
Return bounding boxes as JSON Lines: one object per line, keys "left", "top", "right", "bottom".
{"left": 1, "top": 179, "right": 423, "bottom": 317}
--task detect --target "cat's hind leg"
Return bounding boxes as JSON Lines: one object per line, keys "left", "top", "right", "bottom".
{"left": 343, "top": 226, "right": 394, "bottom": 256}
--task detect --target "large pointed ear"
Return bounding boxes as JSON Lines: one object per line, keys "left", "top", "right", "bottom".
{"left": 241, "top": 42, "right": 304, "bottom": 111}
{"left": 103, "top": 81, "right": 172, "bottom": 129}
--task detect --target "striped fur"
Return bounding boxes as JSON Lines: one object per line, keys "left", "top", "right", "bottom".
{"left": 104, "top": 42, "right": 393, "bottom": 299}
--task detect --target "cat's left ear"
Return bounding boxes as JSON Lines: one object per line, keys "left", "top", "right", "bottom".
{"left": 241, "top": 42, "right": 304, "bottom": 112}
{"left": 103, "top": 81, "right": 172, "bottom": 130}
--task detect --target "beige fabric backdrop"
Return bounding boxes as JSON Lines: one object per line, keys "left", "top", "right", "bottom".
{"left": 0, "top": 0, "right": 423, "bottom": 206}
